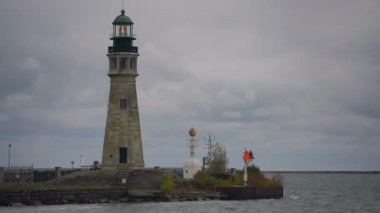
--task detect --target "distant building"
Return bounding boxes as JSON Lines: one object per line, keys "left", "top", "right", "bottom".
{"left": 183, "top": 128, "right": 201, "bottom": 179}
{"left": 79, "top": 155, "right": 84, "bottom": 167}
{"left": 101, "top": 9, "right": 144, "bottom": 170}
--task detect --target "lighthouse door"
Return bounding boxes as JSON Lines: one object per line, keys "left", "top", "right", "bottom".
{"left": 119, "top": 147, "right": 128, "bottom": 163}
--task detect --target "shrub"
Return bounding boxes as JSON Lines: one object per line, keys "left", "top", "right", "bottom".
{"left": 192, "top": 171, "right": 230, "bottom": 191}
{"left": 160, "top": 174, "right": 176, "bottom": 193}
{"left": 209, "top": 142, "right": 228, "bottom": 173}
{"left": 191, "top": 165, "right": 283, "bottom": 191}
{"left": 247, "top": 164, "right": 261, "bottom": 175}
{"left": 248, "top": 173, "right": 273, "bottom": 187}
{"left": 227, "top": 173, "right": 244, "bottom": 185}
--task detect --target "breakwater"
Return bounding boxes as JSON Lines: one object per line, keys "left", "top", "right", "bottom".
{"left": 217, "top": 186, "right": 283, "bottom": 200}
{"left": 0, "top": 186, "right": 283, "bottom": 206}
{"left": 0, "top": 188, "right": 224, "bottom": 206}
{"left": 0, "top": 170, "right": 283, "bottom": 206}
{"left": 0, "top": 188, "right": 126, "bottom": 206}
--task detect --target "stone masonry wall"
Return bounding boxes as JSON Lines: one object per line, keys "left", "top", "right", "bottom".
{"left": 0, "top": 188, "right": 126, "bottom": 206}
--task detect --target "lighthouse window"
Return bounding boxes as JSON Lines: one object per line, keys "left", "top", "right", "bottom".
{"left": 110, "top": 58, "right": 117, "bottom": 69}
{"left": 120, "top": 99, "right": 128, "bottom": 110}
{"left": 130, "top": 58, "right": 136, "bottom": 69}
{"left": 120, "top": 58, "right": 127, "bottom": 69}
{"left": 119, "top": 148, "right": 128, "bottom": 163}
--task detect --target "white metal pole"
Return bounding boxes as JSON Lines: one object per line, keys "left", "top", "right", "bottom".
{"left": 243, "top": 160, "right": 248, "bottom": 185}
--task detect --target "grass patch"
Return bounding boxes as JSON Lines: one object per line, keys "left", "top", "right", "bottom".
{"left": 245, "top": 165, "right": 283, "bottom": 188}
{"left": 192, "top": 171, "right": 231, "bottom": 191}
{"left": 190, "top": 165, "right": 283, "bottom": 191}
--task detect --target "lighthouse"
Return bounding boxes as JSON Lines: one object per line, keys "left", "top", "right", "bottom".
{"left": 101, "top": 9, "right": 144, "bottom": 170}
{"left": 183, "top": 127, "right": 202, "bottom": 179}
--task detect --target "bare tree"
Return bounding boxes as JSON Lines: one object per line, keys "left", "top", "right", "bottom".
{"left": 209, "top": 142, "right": 228, "bottom": 173}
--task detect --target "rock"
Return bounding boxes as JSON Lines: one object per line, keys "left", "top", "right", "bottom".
{"left": 165, "top": 194, "right": 173, "bottom": 199}
{"left": 134, "top": 198, "right": 143, "bottom": 202}
{"left": 128, "top": 189, "right": 160, "bottom": 197}
{"left": 32, "top": 201, "right": 42, "bottom": 206}
{"left": 42, "top": 200, "right": 54, "bottom": 205}
{"left": 60, "top": 199, "right": 68, "bottom": 204}
{"left": 10, "top": 202, "right": 24, "bottom": 207}
{"left": 144, "top": 198, "right": 152, "bottom": 202}
{"left": 79, "top": 198, "right": 90, "bottom": 204}
{"left": 63, "top": 195, "right": 76, "bottom": 203}
{"left": 21, "top": 200, "right": 34, "bottom": 206}
{"left": 159, "top": 195, "right": 170, "bottom": 202}
{"left": 98, "top": 198, "right": 109, "bottom": 203}
{"left": 118, "top": 197, "right": 130, "bottom": 202}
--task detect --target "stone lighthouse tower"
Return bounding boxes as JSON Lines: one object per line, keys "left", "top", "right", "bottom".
{"left": 102, "top": 9, "right": 144, "bottom": 170}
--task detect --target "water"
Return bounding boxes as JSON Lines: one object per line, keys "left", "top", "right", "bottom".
{"left": 1, "top": 173, "right": 380, "bottom": 213}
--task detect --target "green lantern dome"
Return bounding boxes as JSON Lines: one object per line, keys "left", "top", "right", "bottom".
{"left": 112, "top": 9, "right": 133, "bottom": 25}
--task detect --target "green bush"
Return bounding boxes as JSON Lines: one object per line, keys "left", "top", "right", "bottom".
{"left": 247, "top": 164, "right": 261, "bottom": 175}
{"left": 191, "top": 165, "right": 283, "bottom": 191}
{"left": 192, "top": 171, "right": 230, "bottom": 191}
{"left": 228, "top": 165, "right": 283, "bottom": 188}
{"left": 246, "top": 166, "right": 283, "bottom": 188}
{"left": 160, "top": 174, "right": 176, "bottom": 193}
{"left": 227, "top": 173, "right": 244, "bottom": 185}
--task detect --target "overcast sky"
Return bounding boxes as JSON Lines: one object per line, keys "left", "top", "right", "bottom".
{"left": 0, "top": 0, "right": 379, "bottom": 170}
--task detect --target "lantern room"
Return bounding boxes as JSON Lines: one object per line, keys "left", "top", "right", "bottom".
{"left": 109, "top": 9, "right": 138, "bottom": 53}
{"left": 112, "top": 9, "right": 134, "bottom": 38}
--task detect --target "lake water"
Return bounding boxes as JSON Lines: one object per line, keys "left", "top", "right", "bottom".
{"left": 1, "top": 173, "right": 380, "bottom": 213}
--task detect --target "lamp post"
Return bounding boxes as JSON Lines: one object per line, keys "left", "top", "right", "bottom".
{"left": 8, "top": 144, "right": 11, "bottom": 168}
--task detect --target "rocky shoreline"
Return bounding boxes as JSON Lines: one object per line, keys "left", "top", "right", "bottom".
{"left": 0, "top": 170, "right": 283, "bottom": 207}
{"left": 0, "top": 188, "right": 224, "bottom": 207}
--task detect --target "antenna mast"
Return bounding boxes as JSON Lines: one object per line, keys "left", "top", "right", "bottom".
{"left": 203, "top": 133, "right": 215, "bottom": 169}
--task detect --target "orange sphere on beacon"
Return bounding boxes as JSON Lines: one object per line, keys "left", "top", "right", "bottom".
{"left": 189, "top": 127, "right": 197, "bottom": 137}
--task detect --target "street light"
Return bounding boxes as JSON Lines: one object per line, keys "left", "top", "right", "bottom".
{"left": 8, "top": 144, "right": 11, "bottom": 168}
